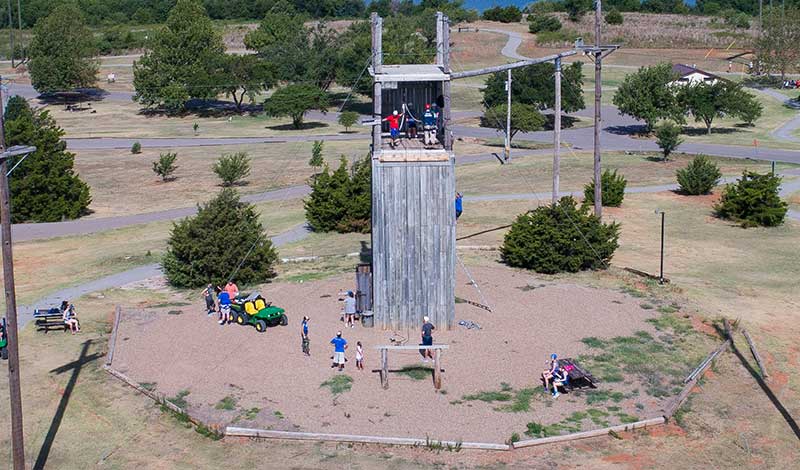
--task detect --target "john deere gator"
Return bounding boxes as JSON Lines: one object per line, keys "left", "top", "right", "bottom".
{"left": 230, "top": 294, "right": 287, "bottom": 332}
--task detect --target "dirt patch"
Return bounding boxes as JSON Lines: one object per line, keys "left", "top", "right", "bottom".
{"left": 112, "top": 265, "right": 668, "bottom": 443}
{"left": 602, "top": 452, "right": 656, "bottom": 469}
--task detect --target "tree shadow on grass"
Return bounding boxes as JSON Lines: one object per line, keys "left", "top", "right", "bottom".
{"left": 37, "top": 88, "right": 109, "bottom": 105}
{"left": 34, "top": 340, "right": 103, "bottom": 470}
{"left": 266, "top": 122, "right": 329, "bottom": 131}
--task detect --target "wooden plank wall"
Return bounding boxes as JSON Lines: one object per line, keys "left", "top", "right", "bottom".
{"left": 372, "top": 159, "right": 456, "bottom": 330}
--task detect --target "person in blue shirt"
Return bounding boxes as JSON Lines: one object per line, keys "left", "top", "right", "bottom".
{"left": 330, "top": 331, "right": 348, "bottom": 370}
{"left": 301, "top": 316, "right": 310, "bottom": 356}
{"left": 422, "top": 103, "right": 438, "bottom": 147}
{"left": 455, "top": 192, "right": 463, "bottom": 219}
{"left": 217, "top": 288, "right": 231, "bottom": 325}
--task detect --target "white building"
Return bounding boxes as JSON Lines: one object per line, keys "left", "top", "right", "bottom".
{"left": 669, "top": 64, "right": 720, "bottom": 86}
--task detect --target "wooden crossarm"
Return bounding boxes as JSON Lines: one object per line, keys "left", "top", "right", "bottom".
{"left": 374, "top": 344, "right": 449, "bottom": 350}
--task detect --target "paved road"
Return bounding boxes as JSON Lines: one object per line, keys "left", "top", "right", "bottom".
{"left": 756, "top": 88, "right": 800, "bottom": 143}
{"left": 18, "top": 222, "right": 312, "bottom": 329}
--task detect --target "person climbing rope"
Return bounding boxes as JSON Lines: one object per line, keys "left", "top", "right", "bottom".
{"left": 455, "top": 192, "right": 463, "bottom": 219}
{"left": 422, "top": 104, "right": 438, "bottom": 147}
{"left": 383, "top": 110, "right": 401, "bottom": 148}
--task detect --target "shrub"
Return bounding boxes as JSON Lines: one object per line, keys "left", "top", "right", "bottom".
{"left": 528, "top": 15, "right": 562, "bottom": 33}
{"left": 213, "top": 152, "right": 251, "bottom": 187}
{"left": 3, "top": 97, "right": 91, "bottom": 223}
{"left": 338, "top": 111, "right": 359, "bottom": 132}
{"left": 304, "top": 156, "right": 371, "bottom": 233}
{"left": 714, "top": 171, "right": 787, "bottom": 227}
{"left": 605, "top": 8, "right": 624, "bottom": 25}
{"left": 482, "top": 6, "right": 523, "bottom": 23}
{"left": 162, "top": 188, "right": 278, "bottom": 288}
{"left": 309, "top": 140, "right": 324, "bottom": 171}
{"left": 131, "top": 141, "right": 142, "bottom": 154}
{"left": 654, "top": 121, "right": 684, "bottom": 161}
{"left": 152, "top": 152, "right": 178, "bottom": 181}
{"left": 501, "top": 196, "right": 620, "bottom": 274}
{"left": 676, "top": 155, "right": 722, "bottom": 195}
{"left": 584, "top": 169, "right": 627, "bottom": 207}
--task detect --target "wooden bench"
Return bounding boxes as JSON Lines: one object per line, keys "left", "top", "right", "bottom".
{"left": 34, "top": 308, "right": 69, "bottom": 333}
{"left": 557, "top": 358, "right": 599, "bottom": 391}
{"left": 375, "top": 344, "right": 449, "bottom": 390}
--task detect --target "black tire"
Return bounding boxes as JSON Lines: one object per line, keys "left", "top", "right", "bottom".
{"left": 1, "top": 347, "right": 7, "bottom": 360}
{"left": 255, "top": 320, "right": 267, "bottom": 332}
{"left": 237, "top": 312, "right": 249, "bottom": 325}
{"left": 229, "top": 311, "right": 239, "bottom": 324}
{"left": 280, "top": 314, "right": 288, "bottom": 326}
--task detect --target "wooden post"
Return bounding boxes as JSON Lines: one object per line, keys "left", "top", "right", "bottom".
{"left": 436, "top": 11, "right": 444, "bottom": 66}
{"left": 371, "top": 13, "right": 383, "bottom": 155}
{"left": 742, "top": 329, "right": 769, "bottom": 379}
{"left": 381, "top": 348, "right": 388, "bottom": 389}
{"left": 504, "top": 68, "right": 512, "bottom": 162}
{"left": 723, "top": 318, "right": 734, "bottom": 342}
{"left": 433, "top": 348, "right": 442, "bottom": 390}
{"left": 105, "top": 305, "right": 122, "bottom": 366}
{"left": 553, "top": 57, "right": 561, "bottom": 203}
{"left": 593, "top": 0, "right": 603, "bottom": 219}
{"left": 442, "top": 14, "right": 452, "bottom": 152}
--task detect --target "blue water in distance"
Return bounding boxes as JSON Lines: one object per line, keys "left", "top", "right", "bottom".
{"left": 454, "top": 0, "right": 695, "bottom": 12}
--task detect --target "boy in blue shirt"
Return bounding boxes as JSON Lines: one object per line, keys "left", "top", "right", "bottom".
{"left": 217, "top": 289, "right": 231, "bottom": 325}
{"left": 301, "top": 316, "right": 310, "bottom": 356}
{"left": 330, "top": 331, "right": 348, "bottom": 370}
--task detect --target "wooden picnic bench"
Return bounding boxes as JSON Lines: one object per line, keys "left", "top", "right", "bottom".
{"left": 34, "top": 308, "right": 69, "bottom": 333}
{"left": 375, "top": 344, "right": 449, "bottom": 390}
{"left": 557, "top": 357, "right": 599, "bottom": 391}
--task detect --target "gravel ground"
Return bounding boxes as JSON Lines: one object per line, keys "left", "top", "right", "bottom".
{"left": 112, "top": 265, "right": 664, "bottom": 443}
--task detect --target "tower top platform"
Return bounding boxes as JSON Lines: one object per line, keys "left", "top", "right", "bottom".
{"left": 370, "top": 64, "right": 450, "bottom": 83}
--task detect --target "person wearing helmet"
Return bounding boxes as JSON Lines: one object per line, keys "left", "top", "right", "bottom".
{"left": 541, "top": 353, "right": 560, "bottom": 395}
{"left": 383, "top": 110, "right": 401, "bottom": 148}
{"left": 422, "top": 103, "right": 438, "bottom": 147}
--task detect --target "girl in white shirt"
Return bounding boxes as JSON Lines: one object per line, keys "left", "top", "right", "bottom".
{"left": 355, "top": 341, "right": 364, "bottom": 371}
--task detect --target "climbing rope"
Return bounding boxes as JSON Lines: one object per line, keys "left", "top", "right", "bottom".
{"left": 456, "top": 254, "right": 492, "bottom": 313}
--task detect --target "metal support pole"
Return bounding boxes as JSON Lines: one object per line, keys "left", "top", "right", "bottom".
{"left": 553, "top": 57, "right": 561, "bottom": 204}
{"left": 659, "top": 211, "right": 665, "bottom": 284}
{"left": 504, "top": 69, "right": 512, "bottom": 162}
{"left": 0, "top": 76, "right": 25, "bottom": 470}
{"left": 771, "top": 161, "right": 775, "bottom": 175}
{"left": 593, "top": 0, "right": 603, "bottom": 219}
{"left": 7, "top": 0, "right": 14, "bottom": 68}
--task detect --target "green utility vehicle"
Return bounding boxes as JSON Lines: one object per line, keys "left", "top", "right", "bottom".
{"left": 1, "top": 318, "right": 8, "bottom": 360}
{"left": 230, "top": 294, "right": 288, "bottom": 333}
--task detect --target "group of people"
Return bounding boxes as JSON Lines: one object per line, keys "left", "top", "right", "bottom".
{"left": 382, "top": 103, "right": 440, "bottom": 149}
{"left": 541, "top": 353, "right": 572, "bottom": 398}
{"left": 782, "top": 79, "right": 800, "bottom": 89}
{"left": 202, "top": 281, "right": 239, "bottom": 325}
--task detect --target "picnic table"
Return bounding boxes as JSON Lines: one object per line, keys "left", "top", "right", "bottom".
{"left": 34, "top": 307, "right": 68, "bottom": 333}
{"left": 552, "top": 357, "right": 599, "bottom": 392}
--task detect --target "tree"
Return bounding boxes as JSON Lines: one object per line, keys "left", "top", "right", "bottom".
{"left": 584, "top": 169, "right": 627, "bottom": 207}
{"left": 605, "top": 8, "right": 624, "bottom": 24}
{"left": 3, "top": 96, "right": 91, "bottom": 223}
{"left": 219, "top": 54, "right": 274, "bottom": 112}
{"left": 676, "top": 155, "right": 722, "bottom": 195}
{"left": 678, "top": 81, "right": 762, "bottom": 134}
{"left": 131, "top": 141, "right": 142, "bottom": 154}
{"left": 304, "top": 156, "right": 371, "bottom": 233}
{"left": 612, "top": 63, "right": 684, "bottom": 132}
{"left": 264, "top": 84, "right": 329, "bottom": 129}
{"left": 483, "top": 62, "right": 585, "bottom": 113}
{"left": 482, "top": 103, "right": 546, "bottom": 145}
{"left": 309, "top": 140, "right": 324, "bottom": 172}
{"left": 153, "top": 152, "right": 178, "bottom": 181}
{"left": 133, "top": 0, "right": 226, "bottom": 113}
{"left": 213, "top": 152, "right": 251, "bottom": 187}
{"left": 162, "top": 188, "right": 278, "bottom": 288}
{"left": 564, "top": 0, "right": 592, "bottom": 21}
{"left": 528, "top": 15, "right": 562, "bottom": 33}
{"left": 654, "top": 121, "right": 683, "bottom": 161}
{"left": 756, "top": 8, "right": 800, "bottom": 83}
{"left": 714, "top": 171, "right": 787, "bottom": 227}
{"left": 28, "top": 4, "right": 98, "bottom": 93}
{"left": 338, "top": 111, "right": 359, "bottom": 133}
{"left": 482, "top": 6, "right": 522, "bottom": 23}
{"left": 501, "top": 196, "right": 620, "bottom": 274}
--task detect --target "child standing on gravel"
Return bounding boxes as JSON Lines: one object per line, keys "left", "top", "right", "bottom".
{"left": 301, "top": 316, "right": 310, "bottom": 356}
{"left": 217, "top": 289, "right": 231, "bottom": 325}
{"left": 202, "top": 284, "right": 216, "bottom": 316}
{"left": 355, "top": 341, "right": 364, "bottom": 370}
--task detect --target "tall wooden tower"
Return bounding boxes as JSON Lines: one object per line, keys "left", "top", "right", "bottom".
{"left": 369, "top": 12, "right": 456, "bottom": 330}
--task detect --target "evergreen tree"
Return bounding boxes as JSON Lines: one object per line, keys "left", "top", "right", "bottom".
{"left": 133, "top": 0, "right": 226, "bottom": 113}
{"left": 676, "top": 155, "right": 722, "bottom": 195}
{"left": 28, "top": 4, "right": 98, "bottom": 93}
{"left": 162, "top": 188, "right": 278, "bottom": 288}
{"left": 309, "top": 141, "right": 324, "bottom": 172}
{"left": 583, "top": 169, "right": 627, "bottom": 207}
{"left": 304, "top": 156, "right": 371, "bottom": 233}
{"left": 501, "top": 196, "right": 620, "bottom": 274}
{"left": 714, "top": 171, "right": 787, "bottom": 227}
{"left": 4, "top": 97, "right": 91, "bottom": 223}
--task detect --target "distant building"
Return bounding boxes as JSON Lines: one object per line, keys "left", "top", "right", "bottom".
{"left": 669, "top": 64, "right": 720, "bottom": 86}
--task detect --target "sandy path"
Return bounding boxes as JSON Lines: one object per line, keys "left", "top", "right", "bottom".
{"left": 112, "top": 265, "right": 664, "bottom": 443}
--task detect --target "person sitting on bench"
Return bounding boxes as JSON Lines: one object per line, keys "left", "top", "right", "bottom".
{"left": 62, "top": 301, "right": 80, "bottom": 334}
{"left": 551, "top": 366, "right": 568, "bottom": 398}
{"left": 541, "top": 353, "right": 560, "bottom": 394}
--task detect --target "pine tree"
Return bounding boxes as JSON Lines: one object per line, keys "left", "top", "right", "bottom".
{"left": 4, "top": 97, "right": 91, "bottom": 223}
{"left": 162, "top": 189, "right": 278, "bottom": 288}
{"left": 304, "top": 156, "right": 371, "bottom": 233}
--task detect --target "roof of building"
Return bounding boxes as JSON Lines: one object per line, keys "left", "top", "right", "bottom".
{"left": 370, "top": 64, "right": 450, "bottom": 82}
{"left": 671, "top": 64, "right": 721, "bottom": 80}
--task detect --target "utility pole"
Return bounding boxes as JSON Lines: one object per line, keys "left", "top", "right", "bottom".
{"left": 0, "top": 76, "right": 28, "bottom": 470}
{"left": 552, "top": 57, "right": 561, "bottom": 204}
{"left": 504, "top": 68, "right": 512, "bottom": 162}
{"left": 593, "top": 0, "right": 603, "bottom": 219}
{"left": 6, "top": 0, "right": 14, "bottom": 68}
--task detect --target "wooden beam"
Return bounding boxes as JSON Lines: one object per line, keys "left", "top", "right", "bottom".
{"left": 513, "top": 417, "right": 664, "bottom": 448}
{"left": 224, "top": 427, "right": 510, "bottom": 450}
{"left": 450, "top": 51, "right": 578, "bottom": 80}
{"left": 666, "top": 339, "right": 730, "bottom": 419}
{"left": 684, "top": 339, "right": 730, "bottom": 384}
{"left": 380, "top": 348, "right": 388, "bottom": 389}
{"left": 433, "top": 348, "right": 442, "bottom": 390}
{"left": 742, "top": 329, "right": 769, "bottom": 379}
{"left": 104, "top": 305, "right": 122, "bottom": 367}
{"left": 375, "top": 344, "right": 450, "bottom": 350}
